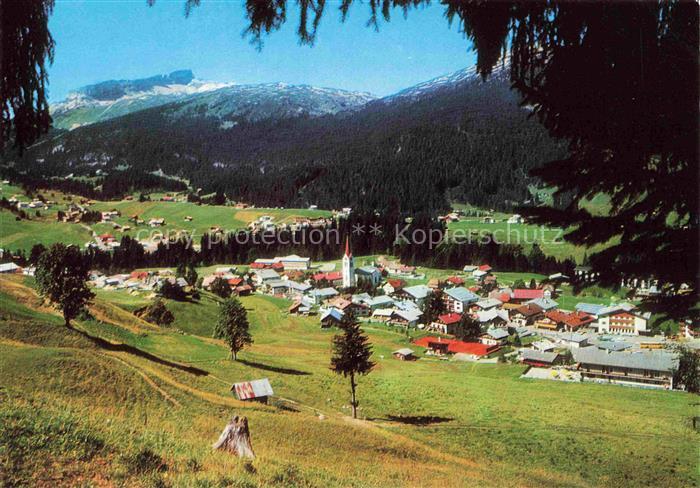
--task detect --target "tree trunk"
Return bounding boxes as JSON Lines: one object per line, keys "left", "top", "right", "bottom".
{"left": 350, "top": 373, "right": 357, "bottom": 419}
{"left": 64, "top": 314, "right": 71, "bottom": 328}
{"left": 213, "top": 415, "right": 255, "bottom": 459}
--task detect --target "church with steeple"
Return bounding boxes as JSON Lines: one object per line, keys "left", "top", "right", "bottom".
{"left": 342, "top": 237, "right": 355, "bottom": 288}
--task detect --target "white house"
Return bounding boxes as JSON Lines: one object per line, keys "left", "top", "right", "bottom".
{"left": 443, "top": 287, "right": 479, "bottom": 313}
{"left": 596, "top": 304, "right": 650, "bottom": 335}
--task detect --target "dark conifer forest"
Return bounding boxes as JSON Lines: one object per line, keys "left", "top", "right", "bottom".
{"left": 5, "top": 69, "right": 565, "bottom": 213}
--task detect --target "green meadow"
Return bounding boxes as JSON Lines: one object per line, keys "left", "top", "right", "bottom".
{"left": 0, "top": 275, "right": 696, "bottom": 487}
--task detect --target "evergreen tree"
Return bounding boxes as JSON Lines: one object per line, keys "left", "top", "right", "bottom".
{"left": 455, "top": 314, "right": 481, "bottom": 341}
{"left": 35, "top": 243, "right": 94, "bottom": 327}
{"left": 213, "top": 297, "right": 252, "bottom": 360}
{"left": 421, "top": 291, "right": 445, "bottom": 326}
{"left": 330, "top": 311, "right": 375, "bottom": 419}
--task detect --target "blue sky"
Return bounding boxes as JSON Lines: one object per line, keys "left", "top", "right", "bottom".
{"left": 48, "top": 0, "right": 476, "bottom": 102}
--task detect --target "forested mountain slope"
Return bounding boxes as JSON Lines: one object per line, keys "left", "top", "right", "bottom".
{"left": 9, "top": 65, "right": 566, "bottom": 213}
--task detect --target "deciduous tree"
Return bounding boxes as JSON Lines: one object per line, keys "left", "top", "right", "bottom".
{"left": 35, "top": 243, "right": 94, "bottom": 327}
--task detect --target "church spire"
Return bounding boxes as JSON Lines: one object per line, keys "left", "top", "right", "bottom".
{"left": 345, "top": 236, "right": 352, "bottom": 257}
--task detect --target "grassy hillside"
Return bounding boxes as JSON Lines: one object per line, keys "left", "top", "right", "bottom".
{"left": 0, "top": 180, "right": 332, "bottom": 251}
{"left": 0, "top": 275, "right": 696, "bottom": 487}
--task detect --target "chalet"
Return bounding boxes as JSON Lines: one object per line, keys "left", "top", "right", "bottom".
{"left": 473, "top": 298, "right": 502, "bottom": 312}
{"left": 371, "top": 308, "right": 394, "bottom": 322}
{"left": 480, "top": 327, "right": 509, "bottom": 346}
{"left": 431, "top": 313, "right": 463, "bottom": 335}
{"left": 254, "top": 269, "right": 280, "bottom": 286}
{"left": 476, "top": 309, "right": 509, "bottom": 328}
{"left": 310, "top": 287, "right": 339, "bottom": 304}
{"left": 266, "top": 280, "right": 289, "bottom": 296}
{"left": 397, "top": 285, "right": 432, "bottom": 307}
{"left": 355, "top": 266, "right": 382, "bottom": 287}
{"left": 510, "top": 303, "right": 544, "bottom": 326}
{"left": 326, "top": 296, "right": 353, "bottom": 312}
{"left": 320, "top": 308, "right": 344, "bottom": 328}
{"left": 287, "top": 281, "right": 312, "bottom": 298}
{"left": 389, "top": 309, "right": 422, "bottom": 327}
{"left": 532, "top": 340, "right": 556, "bottom": 352}
{"left": 364, "top": 295, "right": 394, "bottom": 311}
{"left": 414, "top": 336, "right": 499, "bottom": 358}
{"left": 201, "top": 275, "right": 218, "bottom": 289}
{"left": 231, "top": 378, "right": 273, "bottom": 404}
{"left": 289, "top": 297, "right": 315, "bottom": 315}
{"left": 277, "top": 254, "right": 311, "bottom": 270}
{"left": 511, "top": 288, "right": 547, "bottom": 303}
{"left": 521, "top": 349, "right": 561, "bottom": 367}
{"left": 514, "top": 326, "right": 534, "bottom": 338}
{"left": 427, "top": 278, "right": 443, "bottom": 290}
{"left": 446, "top": 276, "right": 465, "bottom": 286}
{"left": 235, "top": 284, "right": 253, "bottom": 296}
{"left": 596, "top": 304, "right": 649, "bottom": 335}
{"left": 393, "top": 348, "right": 416, "bottom": 361}
{"left": 443, "top": 287, "right": 479, "bottom": 313}
{"left": 312, "top": 271, "right": 343, "bottom": 287}
{"left": 462, "top": 265, "right": 478, "bottom": 273}
{"left": 382, "top": 278, "right": 405, "bottom": 295}
{"left": 573, "top": 347, "right": 677, "bottom": 389}
{"left": 557, "top": 332, "right": 588, "bottom": 348}
{"left": 148, "top": 218, "right": 165, "bottom": 227}
{"left": 526, "top": 297, "right": 559, "bottom": 312}
{"left": 544, "top": 310, "right": 595, "bottom": 332}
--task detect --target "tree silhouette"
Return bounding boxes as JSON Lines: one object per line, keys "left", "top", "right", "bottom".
{"left": 35, "top": 243, "right": 94, "bottom": 327}
{"left": 1, "top": 0, "right": 54, "bottom": 152}
{"left": 214, "top": 297, "right": 252, "bottom": 360}
{"left": 330, "top": 311, "right": 375, "bottom": 419}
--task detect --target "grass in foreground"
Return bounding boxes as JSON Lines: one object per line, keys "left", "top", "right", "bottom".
{"left": 0, "top": 276, "right": 697, "bottom": 487}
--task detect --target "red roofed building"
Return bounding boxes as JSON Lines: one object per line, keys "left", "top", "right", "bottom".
{"left": 512, "top": 288, "right": 545, "bottom": 302}
{"left": 414, "top": 336, "right": 499, "bottom": 357}
{"left": 271, "top": 262, "right": 284, "bottom": 270}
{"left": 130, "top": 271, "right": 149, "bottom": 280}
{"left": 431, "top": 313, "right": 463, "bottom": 335}
{"left": 228, "top": 277, "right": 244, "bottom": 287}
{"left": 383, "top": 278, "right": 406, "bottom": 295}
{"left": 478, "top": 264, "right": 492, "bottom": 272}
{"left": 249, "top": 262, "right": 266, "bottom": 269}
{"left": 544, "top": 310, "right": 595, "bottom": 331}
{"left": 312, "top": 271, "right": 343, "bottom": 285}
{"left": 446, "top": 276, "right": 465, "bottom": 286}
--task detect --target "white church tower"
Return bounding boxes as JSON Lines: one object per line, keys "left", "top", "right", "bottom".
{"left": 342, "top": 237, "right": 355, "bottom": 288}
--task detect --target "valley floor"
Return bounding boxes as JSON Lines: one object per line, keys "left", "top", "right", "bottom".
{"left": 0, "top": 275, "right": 697, "bottom": 487}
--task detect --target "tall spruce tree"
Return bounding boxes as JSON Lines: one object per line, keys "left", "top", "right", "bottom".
{"left": 214, "top": 297, "right": 252, "bottom": 360}
{"left": 330, "top": 311, "right": 375, "bottom": 419}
